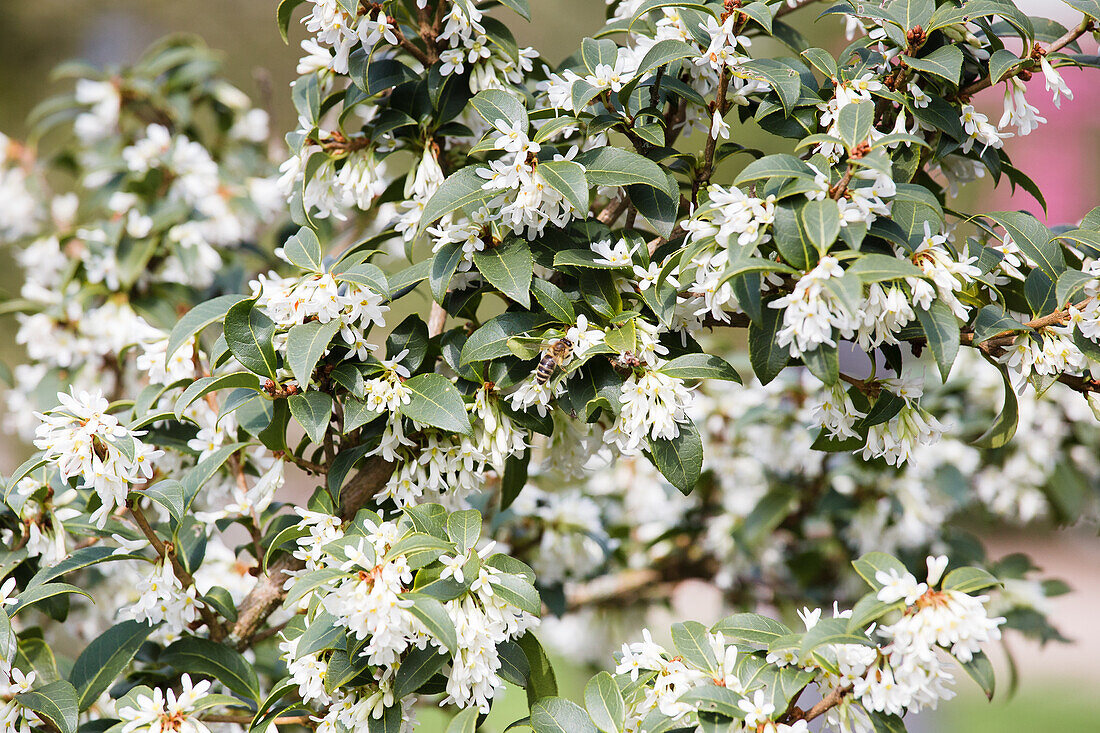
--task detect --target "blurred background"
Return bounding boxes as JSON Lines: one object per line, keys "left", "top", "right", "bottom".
{"left": 1, "top": 0, "right": 1098, "bottom": 729}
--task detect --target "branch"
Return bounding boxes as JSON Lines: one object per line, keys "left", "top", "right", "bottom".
{"left": 693, "top": 66, "right": 731, "bottom": 206}
{"left": 959, "top": 15, "right": 1095, "bottom": 98}
{"left": 597, "top": 195, "right": 630, "bottom": 225}
{"left": 428, "top": 302, "right": 448, "bottom": 337}
{"left": 228, "top": 456, "right": 396, "bottom": 650}
{"left": 127, "top": 500, "right": 226, "bottom": 641}
{"left": 783, "top": 684, "right": 852, "bottom": 723}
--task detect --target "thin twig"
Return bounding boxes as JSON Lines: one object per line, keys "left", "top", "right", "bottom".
{"left": 959, "top": 15, "right": 1095, "bottom": 98}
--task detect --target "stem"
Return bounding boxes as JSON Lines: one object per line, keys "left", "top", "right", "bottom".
{"left": 693, "top": 66, "right": 731, "bottom": 206}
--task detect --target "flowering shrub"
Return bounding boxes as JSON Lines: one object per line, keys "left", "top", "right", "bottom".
{"left": 1, "top": 0, "right": 1099, "bottom": 731}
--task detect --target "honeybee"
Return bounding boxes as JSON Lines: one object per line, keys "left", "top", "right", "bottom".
{"left": 535, "top": 338, "right": 573, "bottom": 384}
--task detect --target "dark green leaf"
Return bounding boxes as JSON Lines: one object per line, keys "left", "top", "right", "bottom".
{"left": 288, "top": 391, "right": 334, "bottom": 444}
{"left": 647, "top": 419, "right": 703, "bottom": 495}
{"left": 474, "top": 239, "right": 534, "bottom": 308}
{"left": 224, "top": 299, "right": 279, "bottom": 380}
{"left": 401, "top": 373, "right": 473, "bottom": 435}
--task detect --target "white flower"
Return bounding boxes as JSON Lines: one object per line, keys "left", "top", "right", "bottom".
{"left": 1039, "top": 55, "right": 1072, "bottom": 107}
{"left": 739, "top": 690, "right": 776, "bottom": 727}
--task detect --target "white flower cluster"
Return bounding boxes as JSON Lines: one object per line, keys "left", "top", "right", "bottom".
{"left": 844, "top": 557, "right": 1005, "bottom": 719}
{"left": 283, "top": 510, "right": 539, "bottom": 719}
{"left": 34, "top": 389, "right": 162, "bottom": 527}
{"left": 117, "top": 675, "right": 212, "bottom": 733}
{"left": 250, "top": 269, "right": 389, "bottom": 368}
{"left": 772, "top": 256, "right": 858, "bottom": 358}
{"left": 124, "top": 560, "right": 206, "bottom": 640}
{"left": 475, "top": 119, "right": 583, "bottom": 238}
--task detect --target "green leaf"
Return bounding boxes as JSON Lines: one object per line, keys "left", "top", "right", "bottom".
{"left": 915, "top": 300, "right": 960, "bottom": 382}
{"left": 928, "top": 0, "right": 1033, "bottom": 40}
{"left": 847, "top": 253, "right": 924, "bottom": 282}
{"left": 988, "top": 48, "right": 1022, "bottom": 84}
{"left": 286, "top": 319, "right": 341, "bottom": 386}
{"left": 961, "top": 650, "right": 996, "bottom": 700}
{"left": 902, "top": 45, "right": 964, "bottom": 85}
{"left": 584, "top": 671, "right": 625, "bottom": 733}
{"left": 734, "top": 153, "right": 814, "bottom": 186}
{"left": 710, "top": 613, "right": 791, "bottom": 650}
{"left": 288, "top": 391, "right": 334, "bottom": 444}
{"left": 396, "top": 644, "right": 448, "bottom": 698}
{"left": 495, "top": 0, "right": 531, "bottom": 20}
{"left": 281, "top": 227, "right": 325, "bottom": 272}
{"left": 181, "top": 443, "right": 249, "bottom": 513}
{"left": 401, "top": 373, "right": 472, "bottom": 435}
{"left": 488, "top": 573, "right": 542, "bottom": 615}
{"left": 531, "top": 698, "right": 598, "bottom": 733}
{"left": 539, "top": 160, "right": 590, "bottom": 213}
{"left": 297, "top": 612, "right": 343, "bottom": 656}
{"left": 581, "top": 36, "right": 618, "bottom": 74}
{"left": 17, "top": 680, "right": 78, "bottom": 733}
{"left": 748, "top": 301, "right": 790, "bottom": 384}
{"left": 634, "top": 39, "right": 698, "bottom": 77}
{"left": 351, "top": 55, "right": 418, "bottom": 96}
{"left": 799, "top": 198, "right": 841, "bottom": 252}
{"left": 1056, "top": 269, "right": 1094, "bottom": 307}
{"left": 800, "top": 47, "right": 837, "bottom": 77}
{"left": 141, "top": 479, "right": 186, "bottom": 525}
{"left": 224, "top": 299, "right": 279, "bottom": 380}
{"left": 803, "top": 342, "right": 839, "bottom": 384}
{"left": 672, "top": 621, "right": 719, "bottom": 674}
{"left": 799, "top": 617, "right": 875, "bottom": 659}
{"left": 647, "top": 419, "right": 703, "bottom": 495}
{"left": 742, "top": 58, "right": 802, "bottom": 115}
{"left": 773, "top": 201, "right": 816, "bottom": 269}
{"left": 973, "top": 360, "right": 1019, "bottom": 449}
{"left": 676, "top": 686, "right": 745, "bottom": 719}
{"left": 474, "top": 239, "right": 534, "bottom": 308}
{"left": 469, "top": 88, "right": 528, "bottom": 129}
{"left": 284, "top": 568, "right": 347, "bottom": 608}
{"left": 942, "top": 567, "right": 1001, "bottom": 594}
{"left": 982, "top": 211, "right": 1064, "bottom": 279}
{"left": 430, "top": 242, "right": 464, "bottom": 304}
{"left": 167, "top": 294, "right": 243, "bottom": 362}
{"left": 530, "top": 280, "right": 576, "bottom": 324}
{"left": 517, "top": 632, "right": 558, "bottom": 704}
{"left": 575, "top": 147, "right": 668, "bottom": 191}
{"left": 659, "top": 353, "right": 741, "bottom": 383}
{"left": 9, "top": 583, "right": 90, "bottom": 615}
{"left": 836, "top": 100, "right": 874, "bottom": 149}
{"left": 554, "top": 250, "right": 631, "bottom": 269}
{"left": 847, "top": 594, "right": 903, "bottom": 632}
{"left": 26, "top": 545, "right": 135, "bottom": 588}
{"left": 852, "top": 552, "right": 908, "bottom": 590}
{"left": 461, "top": 312, "right": 551, "bottom": 363}
{"left": 162, "top": 637, "right": 261, "bottom": 701}
{"left": 419, "top": 166, "right": 495, "bottom": 235}
{"left": 277, "top": 0, "right": 306, "bottom": 43}
{"left": 69, "top": 620, "right": 156, "bottom": 711}
{"left": 442, "top": 512, "right": 479, "bottom": 557}
{"left": 446, "top": 707, "right": 481, "bottom": 733}
{"left": 332, "top": 261, "right": 389, "bottom": 297}
{"left": 972, "top": 305, "right": 1026, "bottom": 343}
{"left": 175, "top": 372, "right": 260, "bottom": 420}
{"left": 401, "top": 593, "right": 458, "bottom": 652}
